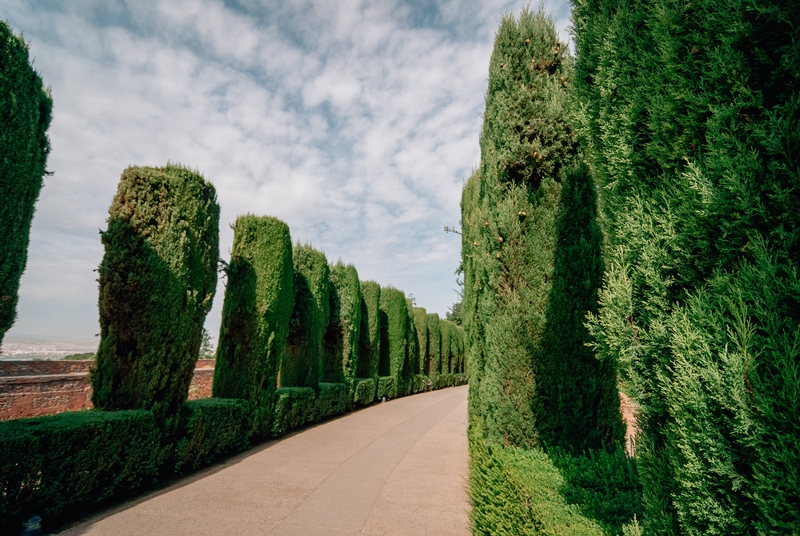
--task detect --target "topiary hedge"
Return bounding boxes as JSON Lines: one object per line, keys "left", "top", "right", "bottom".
{"left": 0, "top": 410, "right": 160, "bottom": 532}
{"left": 353, "top": 378, "right": 376, "bottom": 406}
{"left": 376, "top": 376, "right": 396, "bottom": 401}
{"left": 92, "top": 164, "right": 219, "bottom": 438}
{"left": 413, "top": 307, "right": 428, "bottom": 376}
{"left": 0, "top": 20, "right": 53, "bottom": 346}
{"left": 213, "top": 215, "right": 293, "bottom": 440}
{"left": 573, "top": 0, "right": 800, "bottom": 531}
{"left": 357, "top": 281, "right": 381, "bottom": 379}
{"left": 322, "top": 262, "right": 361, "bottom": 394}
{"left": 424, "top": 313, "right": 440, "bottom": 378}
{"left": 282, "top": 244, "right": 329, "bottom": 388}
{"left": 174, "top": 398, "right": 253, "bottom": 473}
{"left": 439, "top": 320, "right": 452, "bottom": 375}
{"left": 316, "top": 382, "right": 349, "bottom": 420}
{"left": 379, "top": 287, "right": 410, "bottom": 383}
{"left": 271, "top": 387, "right": 316, "bottom": 437}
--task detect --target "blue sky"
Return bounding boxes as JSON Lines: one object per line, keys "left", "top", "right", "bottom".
{"left": 3, "top": 0, "right": 571, "bottom": 346}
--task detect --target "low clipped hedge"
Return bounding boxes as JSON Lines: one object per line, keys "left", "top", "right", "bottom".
{"left": 411, "top": 374, "right": 433, "bottom": 394}
{"left": 376, "top": 376, "right": 396, "bottom": 400}
{"left": 353, "top": 378, "right": 376, "bottom": 406}
{"left": 174, "top": 398, "right": 253, "bottom": 473}
{"left": 316, "top": 383, "right": 349, "bottom": 420}
{"left": 271, "top": 387, "right": 317, "bottom": 437}
{"left": 0, "top": 410, "right": 160, "bottom": 531}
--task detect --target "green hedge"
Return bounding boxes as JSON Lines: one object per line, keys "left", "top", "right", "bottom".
{"left": 425, "top": 313, "right": 440, "bottom": 378}
{"left": 322, "top": 262, "right": 361, "bottom": 391}
{"left": 0, "top": 21, "right": 53, "bottom": 345}
{"left": 174, "top": 398, "right": 253, "bottom": 473}
{"left": 376, "top": 376, "right": 396, "bottom": 401}
{"left": 282, "top": 244, "right": 329, "bottom": 388}
{"left": 354, "top": 378, "right": 376, "bottom": 406}
{"left": 379, "top": 287, "right": 410, "bottom": 381}
{"left": 357, "top": 281, "right": 381, "bottom": 379}
{"left": 316, "top": 383, "right": 349, "bottom": 420}
{"left": 573, "top": 0, "right": 800, "bottom": 531}
{"left": 0, "top": 410, "right": 159, "bottom": 531}
{"left": 405, "top": 300, "right": 420, "bottom": 377}
{"left": 439, "top": 320, "right": 452, "bottom": 374}
{"left": 214, "top": 215, "right": 293, "bottom": 440}
{"left": 93, "top": 164, "right": 219, "bottom": 437}
{"left": 271, "top": 387, "right": 316, "bottom": 437}
{"left": 413, "top": 307, "right": 428, "bottom": 376}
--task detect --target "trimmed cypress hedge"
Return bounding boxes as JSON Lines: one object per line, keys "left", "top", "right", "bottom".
{"left": 573, "top": 0, "right": 800, "bottom": 531}
{"left": 461, "top": 7, "right": 621, "bottom": 450}
{"left": 282, "top": 244, "right": 329, "bottom": 388}
{"left": 439, "top": 320, "right": 452, "bottom": 375}
{"left": 424, "top": 313, "right": 440, "bottom": 378}
{"left": 379, "top": 287, "right": 410, "bottom": 382}
{"left": 213, "top": 215, "right": 293, "bottom": 440}
{"left": 376, "top": 376, "right": 396, "bottom": 401}
{"left": 271, "top": 387, "right": 316, "bottom": 437}
{"left": 0, "top": 410, "right": 160, "bottom": 531}
{"left": 322, "top": 262, "right": 361, "bottom": 393}
{"left": 413, "top": 307, "right": 428, "bottom": 376}
{"left": 353, "top": 378, "right": 376, "bottom": 406}
{"left": 316, "top": 382, "right": 350, "bottom": 420}
{"left": 174, "top": 398, "right": 253, "bottom": 473}
{"left": 357, "top": 281, "right": 381, "bottom": 379}
{"left": 0, "top": 21, "right": 53, "bottom": 345}
{"left": 92, "top": 165, "right": 219, "bottom": 437}
{"left": 405, "top": 300, "right": 420, "bottom": 377}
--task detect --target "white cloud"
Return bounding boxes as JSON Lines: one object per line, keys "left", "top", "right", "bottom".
{"left": 4, "top": 0, "right": 570, "bottom": 342}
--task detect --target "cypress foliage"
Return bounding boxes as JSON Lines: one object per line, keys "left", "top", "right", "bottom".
{"left": 0, "top": 21, "right": 53, "bottom": 345}
{"left": 405, "top": 299, "right": 420, "bottom": 376}
{"left": 322, "top": 262, "right": 361, "bottom": 393}
{"left": 439, "top": 320, "right": 452, "bottom": 375}
{"left": 425, "top": 313, "right": 440, "bottom": 378}
{"left": 413, "top": 307, "right": 428, "bottom": 376}
{"left": 281, "top": 244, "right": 329, "bottom": 388}
{"left": 572, "top": 0, "right": 800, "bottom": 532}
{"left": 213, "top": 215, "right": 293, "bottom": 439}
{"left": 378, "top": 286, "right": 410, "bottom": 381}
{"left": 92, "top": 164, "right": 219, "bottom": 437}
{"left": 357, "top": 281, "right": 381, "bottom": 379}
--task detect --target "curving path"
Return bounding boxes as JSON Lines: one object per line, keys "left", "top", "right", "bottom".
{"left": 60, "top": 385, "right": 470, "bottom": 536}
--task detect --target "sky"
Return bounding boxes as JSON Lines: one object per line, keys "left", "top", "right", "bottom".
{"left": 3, "top": 0, "right": 571, "bottom": 347}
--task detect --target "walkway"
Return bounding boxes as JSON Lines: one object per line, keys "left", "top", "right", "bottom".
{"left": 60, "top": 385, "right": 470, "bottom": 536}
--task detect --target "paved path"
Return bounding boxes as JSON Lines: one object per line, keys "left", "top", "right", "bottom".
{"left": 61, "top": 385, "right": 470, "bottom": 536}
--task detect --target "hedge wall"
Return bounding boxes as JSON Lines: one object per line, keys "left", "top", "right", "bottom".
{"left": 92, "top": 165, "right": 219, "bottom": 437}
{"left": 439, "top": 320, "right": 452, "bottom": 375}
{"left": 0, "top": 21, "right": 53, "bottom": 345}
{"left": 213, "top": 215, "right": 293, "bottom": 440}
{"left": 357, "top": 281, "right": 381, "bottom": 379}
{"left": 376, "top": 376, "right": 396, "bottom": 401}
{"left": 353, "top": 378, "right": 376, "bottom": 406}
{"left": 461, "top": 7, "right": 621, "bottom": 450}
{"left": 322, "top": 262, "right": 361, "bottom": 392}
{"left": 282, "top": 244, "right": 329, "bottom": 388}
{"left": 0, "top": 410, "right": 160, "bottom": 531}
{"left": 271, "top": 387, "right": 316, "bottom": 437}
{"left": 413, "top": 307, "right": 428, "bottom": 376}
{"left": 573, "top": 0, "right": 800, "bottom": 531}
{"left": 379, "top": 287, "right": 410, "bottom": 382}
{"left": 425, "top": 313, "right": 440, "bottom": 379}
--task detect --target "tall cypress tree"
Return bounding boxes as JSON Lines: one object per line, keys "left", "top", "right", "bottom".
{"left": 462, "top": 7, "right": 622, "bottom": 449}
{"left": 323, "top": 262, "right": 361, "bottom": 393}
{"left": 357, "top": 281, "right": 381, "bottom": 379}
{"left": 573, "top": 0, "right": 800, "bottom": 532}
{"left": 0, "top": 22, "right": 52, "bottom": 345}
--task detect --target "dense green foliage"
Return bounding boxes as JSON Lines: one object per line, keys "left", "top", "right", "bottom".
{"left": 353, "top": 378, "right": 376, "bottom": 406}
{"left": 316, "top": 382, "right": 350, "bottom": 419}
{"left": 439, "top": 320, "right": 452, "bottom": 374}
{"left": 461, "top": 7, "right": 621, "bottom": 451}
{"left": 282, "top": 244, "right": 329, "bottom": 388}
{"left": 356, "top": 281, "right": 381, "bottom": 379}
{"left": 92, "top": 165, "right": 219, "bottom": 437}
{"left": 174, "top": 398, "right": 253, "bottom": 473}
{"left": 0, "top": 410, "right": 159, "bottom": 531}
{"left": 213, "top": 215, "right": 293, "bottom": 439}
{"left": 271, "top": 387, "right": 316, "bottom": 436}
{"left": 323, "top": 262, "right": 361, "bottom": 391}
{"left": 0, "top": 21, "right": 52, "bottom": 345}
{"left": 413, "top": 307, "right": 428, "bottom": 376}
{"left": 425, "top": 313, "right": 440, "bottom": 378}
{"left": 376, "top": 376, "right": 396, "bottom": 400}
{"left": 572, "top": 0, "right": 800, "bottom": 532}
{"left": 378, "top": 287, "right": 410, "bottom": 381}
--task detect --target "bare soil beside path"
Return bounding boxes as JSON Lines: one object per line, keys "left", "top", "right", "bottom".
{"left": 59, "top": 385, "right": 470, "bottom": 536}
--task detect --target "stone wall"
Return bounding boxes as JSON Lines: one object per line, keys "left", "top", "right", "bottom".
{"left": 0, "top": 359, "right": 216, "bottom": 421}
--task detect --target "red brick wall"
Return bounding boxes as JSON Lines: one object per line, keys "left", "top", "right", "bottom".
{"left": 0, "top": 360, "right": 216, "bottom": 421}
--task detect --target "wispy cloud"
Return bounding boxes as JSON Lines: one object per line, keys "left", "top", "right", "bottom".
{"left": 4, "top": 0, "right": 572, "bottom": 342}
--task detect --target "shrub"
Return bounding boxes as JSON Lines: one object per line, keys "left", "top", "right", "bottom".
{"left": 271, "top": 387, "right": 316, "bottom": 437}
{"left": 357, "top": 281, "right": 381, "bottom": 379}
{"left": 0, "top": 410, "right": 159, "bottom": 531}
{"left": 379, "top": 287, "right": 410, "bottom": 381}
{"left": 322, "top": 263, "right": 361, "bottom": 394}
{"left": 413, "top": 307, "right": 428, "bottom": 376}
{"left": 405, "top": 300, "right": 420, "bottom": 376}
{"left": 353, "top": 378, "right": 376, "bottom": 406}
{"left": 573, "top": 0, "right": 800, "bottom": 531}
{"left": 376, "top": 376, "right": 396, "bottom": 400}
{"left": 0, "top": 21, "right": 53, "bottom": 345}
{"left": 174, "top": 398, "right": 253, "bottom": 473}
{"left": 282, "top": 244, "right": 329, "bottom": 388}
{"left": 316, "top": 383, "right": 349, "bottom": 420}
{"left": 92, "top": 164, "right": 219, "bottom": 438}
{"left": 424, "top": 313, "right": 440, "bottom": 378}
{"left": 439, "top": 320, "right": 452, "bottom": 374}
{"left": 213, "top": 215, "right": 293, "bottom": 440}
